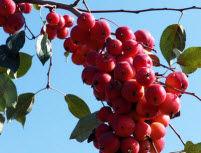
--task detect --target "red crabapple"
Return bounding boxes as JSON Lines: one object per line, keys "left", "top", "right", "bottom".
{"left": 120, "top": 137, "right": 140, "bottom": 153}
{"left": 77, "top": 13, "right": 95, "bottom": 30}
{"left": 115, "top": 26, "right": 135, "bottom": 42}
{"left": 145, "top": 84, "right": 166, "bottom": 106}
{"left": 150, "top": 122, "right": 166, "bottom": 140}
{"left": 46, "top": 11, "right": 60, "bottom": 25}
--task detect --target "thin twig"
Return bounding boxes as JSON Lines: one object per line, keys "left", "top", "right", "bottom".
{"left": 71, "top": 0, "right": 81, "bottom": 7}
{"left": 78, "top": 6, "right": 201, "bottom": 14}
{"left": 159, "top": 63, "right": 175, "bottom": 72}
{"left": 82, "top": 0, "right": 90, "bottom": 13}
{"left": 100, "top": 18, "right": 119, "bottom": 27}
{"left": 35, "top": 87, "right": 46, "bottom": 95}
{"left": 159, "top": 81, "right": 201, "bottom": 101}
{"left": 25, "top": 23, "right": 36, "bottom": 39}
{"left": 50, "top": 87, "right": 66, "bottom": 96}
{"left": 46, "top": 56, "right": 52, "bottom": 89}
{"left": 14, "top": 0, "right": 81, "bottom": 16}
{"left": 169, "top": 124, "right": 185, "bottom": 146}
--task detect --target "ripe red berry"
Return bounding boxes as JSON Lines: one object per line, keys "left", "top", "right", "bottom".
{"left": 134, "top": 121, "right": 151, "bottom": 141}
{"left": 139, "top": 140, "right": 151, "bottom": 153}
{"left": 105, "top": 80, "right": 122, "bottom": 100}
{"left": 136, "top": 98, "right": 159, "bottom": 119}
{"left": 133, "top": 54, "right": 153, "bottom": 70}
{"left": 159, "top": 93, "right": 181, "bottom": 116}
{"left": 145, "top": 84, "right": 166, "bottom": 106}
{"left": 96, "top": 54, "right": 116, "bottom": 72}
{"left": 18, "top": 3, "right": 32, "bottom": 14}
{"left": 114, "top": 62, "right": 135, "bottom": 82}
{"left": 134, "top": 29, "right": 155, "bottom": 51}
{"left": 92, "top": 73, "right": 111, "bottom": 93}
{"left": 63, "top": 37, "right": 78, "bottom": 53}
{"left": 136, "top": 67, "right": 155, "bottom": 87}
{"left": 70, "top": 25, "right": 90, "bottom": 44}
{"left": 90, "top": 20, "right": 111, "bottom": 41}
{"left": 93, "top": 89, "right": 106, "bottom": 101}
{"left": 122, "top": 40, "right": 143, "bottom": 58}
{"left": 86, "top": 51, "right": 99, "bottom": 66}
{"left": 0, "top": 0, "right": 16, "bottom": 16}
{"left": 113, "top": 115, "right": 135, "bottom": 137}
{"left": 77, "top": 13, "right": 95, "bottom": 30}
{"left": 63, "top": 14, "right": 74, "bottom": 27}
{"left": 116, "top": 56, "right": 133, "bottom": 65}
{"left": 0, "top": 15, "right": 6, "bottom": 26}
{"left": 57, "top": 27, "right": 68, "bottom": 39}
{"left": 106, "top": 39, "right": 122, "bottom": 56}
{"left": 152, "top": 114, "right": 170, "bottom": 127}
{"left": 57, "top": 15, "right": 65, "bottom": 29}
{"left": 95, "top": 123, "right": 111, "bottom": 139}
{"left": 121, "top": 79, "right": 144, "bottom": 103}
{"left": 150, "top": 122, "right": 166, "bottom": 140}
{"left": 46, "top": 24, "right": 57, "bottom": 40}
{"left": 97, "top": 106, "right": 113, "bottom": 122}
{"left": 165, "top": 71, "right": 189, "bottom": 96}
{"left": 99, "top": 132, "right": 120, "bottom": 153}
{"left": 120, "top": 137, "right": 140, "bottom": 153}
{"left": 4, "top": 12, "right": 25, "bottom": 34}
{"left": 111, "top": 97, "right": 132, "bottom": 114}
{"left": 82, "top": 66, "right": 98, "bottom": 85}
{"left": 150, "top": 138, "right": 165, "bottom": 153}
{"left": 115, "top": 26, "right": 135, "bottom": 42}
{"left": 46, "top": 11, "right": 60, "bottom": 25}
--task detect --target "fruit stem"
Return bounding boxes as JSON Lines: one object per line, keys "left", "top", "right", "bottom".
{"left": 169, "top": 124, "right": 185, "bottom": 146}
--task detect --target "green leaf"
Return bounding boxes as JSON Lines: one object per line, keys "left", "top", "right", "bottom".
{"left": 65, "top": 94, "right": 91, "bottom": 119}
{"left": 160, "top": 24, "right": 186, "bottom": 65}
{"left": 36, "top": 34, "right": 52, "bottom": 65}
{"left": 64, "top": 51, "right": 70, "bottom": 62}
{"left": 15, "top": 93, "right": 35, "bottom": 117}
{"left": 6, "top": 31, "right": 25, "bottom": 52}
{"left": 0, "top": 97, "right": 6, "bottom": 112}
{"left": 181, "top": 65, "right": 197, "bottom": 74}
{"left": 6, "top": 106, "right": 16, "bottom": 120}
{"left": 70, "top": 112, "right": 101, "bottom": 142}
{"left": 0, "top": 114, "right": 5, "bottom": 134}
{"left": 9, "top": 52, "right": 33, "bottom": 78}
{"left": 184, "top": 141, "right": 201, "bottom": 153}
{"left": 0, "top": 74, "right": 17, "bottom": 107}
{"left": 0, "top": 45, "right": 20, "bottom": 72}
{"left": 16, "top": 115, "right": 26, "bottom": 127}
{"left": 177, "top": 47, "right": 201, "bottom": 67}
{"left": 0, "top": 67, "right": 7, "bottom": 74}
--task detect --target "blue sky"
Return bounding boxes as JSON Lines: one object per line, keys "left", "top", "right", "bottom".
{"left": 1, "top": 0, "right": 201, "bottom": 153}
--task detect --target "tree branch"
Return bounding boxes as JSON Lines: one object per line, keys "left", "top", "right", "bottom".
{"left": 169, "top": 124, "right": 185, "bottom": 146}
{"left": 71, "top": 0, "right": 81, "bottom": 7}
{"left": 14, "top": 0, "right": 81, "bottom": 16}
{"left": 78, "top": 6, "right": 201, "bottom": 14}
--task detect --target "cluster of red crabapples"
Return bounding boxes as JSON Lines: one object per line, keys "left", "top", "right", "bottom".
{"left": 0, "top": 0, "right": 32, "bottom": 34}
{"left": 63, "top": 13, "right": 189, "bottom": 153}
{"left": 41, "top": 10, "right": 74, "bottom": 40}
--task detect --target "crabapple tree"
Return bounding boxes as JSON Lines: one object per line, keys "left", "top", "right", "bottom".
{"left": 0, "top": 0, "right": 201, "bottom": 153}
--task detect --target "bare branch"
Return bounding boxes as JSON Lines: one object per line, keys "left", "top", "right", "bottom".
{"left": 14, "top": 0, "right": 81, "bottom": 16}
{"left": 46, "top": 56, "right": 52, "bottom": 89}
{"left": 78, "top": 6, "right": 201, "bottom": 14}
{"left": 71, "top": 0, "right": 81, "bottom": 7}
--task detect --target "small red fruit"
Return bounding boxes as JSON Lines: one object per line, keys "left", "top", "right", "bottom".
{"left": 134, "top": 121, "right": 151, "bottom": 141}
{"left": 115, "top": 26, "right": 135, "bottom": 42}
{"left": 121, "top": 137, "right": 140, "bottom": 153}
{"left": 63, "top": 14, "right": 74, "bottom": 27}
{"left": 145, "top": 84, "right": 166, "bottom": 106}
{"left": 77, "top": 13, "right": 95, "bottom": 30}
{"left": 46, "top": 11, "right": 60, "bottom": 25}
{"left": 150, "top": 122, "right": 166, "bottom": 140}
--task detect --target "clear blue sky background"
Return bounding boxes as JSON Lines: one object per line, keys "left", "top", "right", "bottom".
{"left": 1, "top": 0, "right": 201, "bottom": 153}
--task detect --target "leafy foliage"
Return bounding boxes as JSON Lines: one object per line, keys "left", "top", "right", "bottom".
{"left": 70, "top": 112, "right": 101, "bottom": 142}
{"left": 0, "top": 114, "right": 5, "bottom": 134}
{"left": 65, "top": 94, "right": 91, "bottom": 119}
{"left": 184, "top": 141, "right": 201, "bottom": 153}
{"left": 0, "top": 74, "right": 17, "bottom": 107}
{"left": 160, "top": 24, "right": 186, "bottom": 65}
{"left": 36, "top": 34, "right": 52, "bottom": 65}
